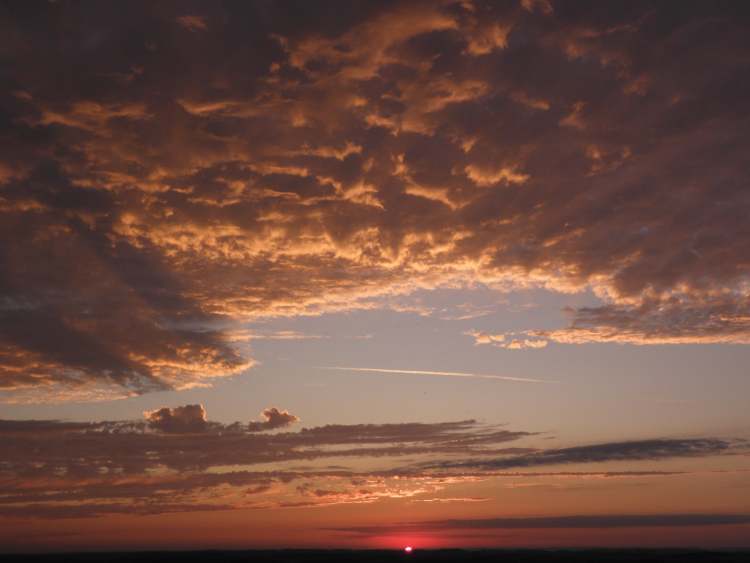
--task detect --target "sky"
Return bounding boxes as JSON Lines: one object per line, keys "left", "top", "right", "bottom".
{"left": 1, "top": 0, "right": 749, "bottom": 552}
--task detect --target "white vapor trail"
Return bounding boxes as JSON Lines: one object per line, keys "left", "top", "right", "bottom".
{"left": 316, "top": 366, "right": 553, "bottom": 384}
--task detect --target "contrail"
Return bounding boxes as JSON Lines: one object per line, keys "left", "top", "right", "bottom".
{"left": 316, "top": 366, "right": 552, "bottom": 384}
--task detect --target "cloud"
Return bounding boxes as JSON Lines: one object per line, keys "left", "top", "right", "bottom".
{"left": 464, "top": 23, "right": 512, "bottom": 56}
{"left": 410, "top": 496, "right": 489, "bottom": 504}
{"left": 247, "top": 407, "right": 300, "bottom": 432}
{"left": 3, "top": 1, "right": 750, "bottom": 398}
{"left": 0, "top": 413, "right": 532, "bottom": 476}
{"left": 542, "top": 297, "right": 750, "bottom": 346}
{"left": 226, "top": 330, "right": 327, "bottom": 341}
{"left": 0, "top": 411, "right": 537, "bottom": 518}
{"left": 469, "top": 295, "right": 750, "bottom": 347}
{"left": 176, "top": 15, "right": 208, "bottom": 32}
{"left": 144, "top": 404, "right": 208, "bottom": 433}
{"left": 464, "top": 164, "right": 530, "bottom": 187}
{"left": 466, "top": 330, "right": 549, "bottom": 350}
{"left": 425, "top": 438, "right": 734, "bottom": 471}
{"left": 331, "top": 514, "right": 750, "bottom": 536}
{"left": 0, "top": 406, "right": 740, "bottom": 519}
{"left": 140, "top": 403, "right": 300, "bottom": 434}
{"left": 521, "top": 0, "right": 553, "bottom": 15}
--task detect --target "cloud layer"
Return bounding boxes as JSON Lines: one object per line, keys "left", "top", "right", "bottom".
{"left": 331, "top": 513, "right": 750, "bottom": 537}
{"left": 2, "top": 0, "right": 750, "bottom": 398}
{"left": 0, "top": 404, "right": 740, "bottom": 519}
{"left": 424, "top": 438, "right": 734, "bottom": 470}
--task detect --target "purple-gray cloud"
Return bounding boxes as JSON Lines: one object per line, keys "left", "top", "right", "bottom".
{"left": 247, "top": 407, "right": 300, "bottom": 432}
{"left": 144, "top": 404, "right": 208, "bottom": 433}
{"left": 330, "top": 513, "right": 750, "bottom": 536}
{"left": 423, "top": 438, "right": 735, "bottom": 470}
{"left": 0, "top": 406, "right": 740, "bottom": 519}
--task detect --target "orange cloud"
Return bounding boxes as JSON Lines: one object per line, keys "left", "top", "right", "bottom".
{"left": 176, "top": 15, "right": 208, "bottom": 32}
{"left": 2, "top": 0, "right": 750, "bottom": 400}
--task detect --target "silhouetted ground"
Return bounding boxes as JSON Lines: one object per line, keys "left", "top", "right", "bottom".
{"left": 2, "top": 550, "right": 750, "bottom": 563}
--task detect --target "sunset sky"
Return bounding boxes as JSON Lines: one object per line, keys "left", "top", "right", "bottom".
{"left": 1, "top": 0, "right": 749, "bottom": 552}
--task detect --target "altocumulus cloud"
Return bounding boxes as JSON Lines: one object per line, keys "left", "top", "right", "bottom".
{"left": 2, "top": 0, "right": 750, "bottom": 399}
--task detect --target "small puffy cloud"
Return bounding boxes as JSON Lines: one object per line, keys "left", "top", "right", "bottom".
{"left": 144, "top": 404, "right": 208, "bottom": 433}
{"left": 148, "top": 404, "right": 300, "bottom": 437}
{"left": 247, "top": 407, "right": 300, "bottom": 432}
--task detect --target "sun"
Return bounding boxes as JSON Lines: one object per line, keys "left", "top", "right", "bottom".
{"left": 404, "top": 546, "right": 413, "bottom": 553}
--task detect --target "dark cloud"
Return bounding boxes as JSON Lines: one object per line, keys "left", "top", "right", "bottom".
{"left": 143, "top": 403, "right": 302, "bottom": 433}
{"left": 331, "top": 514, "right": 750, "bottom": 536}
{"left": 0, "top": 413, "right": 529, "bottom": 478}
{"left": 2, "top": 0, "right": 750, "bottom": 398}
{"left": 142, "top": 403, "right": 301, "bottom": 434}
{"left": 0, "top": 409, "right": 737, "bottom": 519}
{"left": 0, "top": 411, "right": 532, "bottom": 518}
{"left": 425, "top": 438, "right": 734, "bottom": 470}
{"left": 144, "top": 404, "right": 208, "bottom": 433}
{"left": 247, "top": 407, "right": 300, "bottom": 432}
